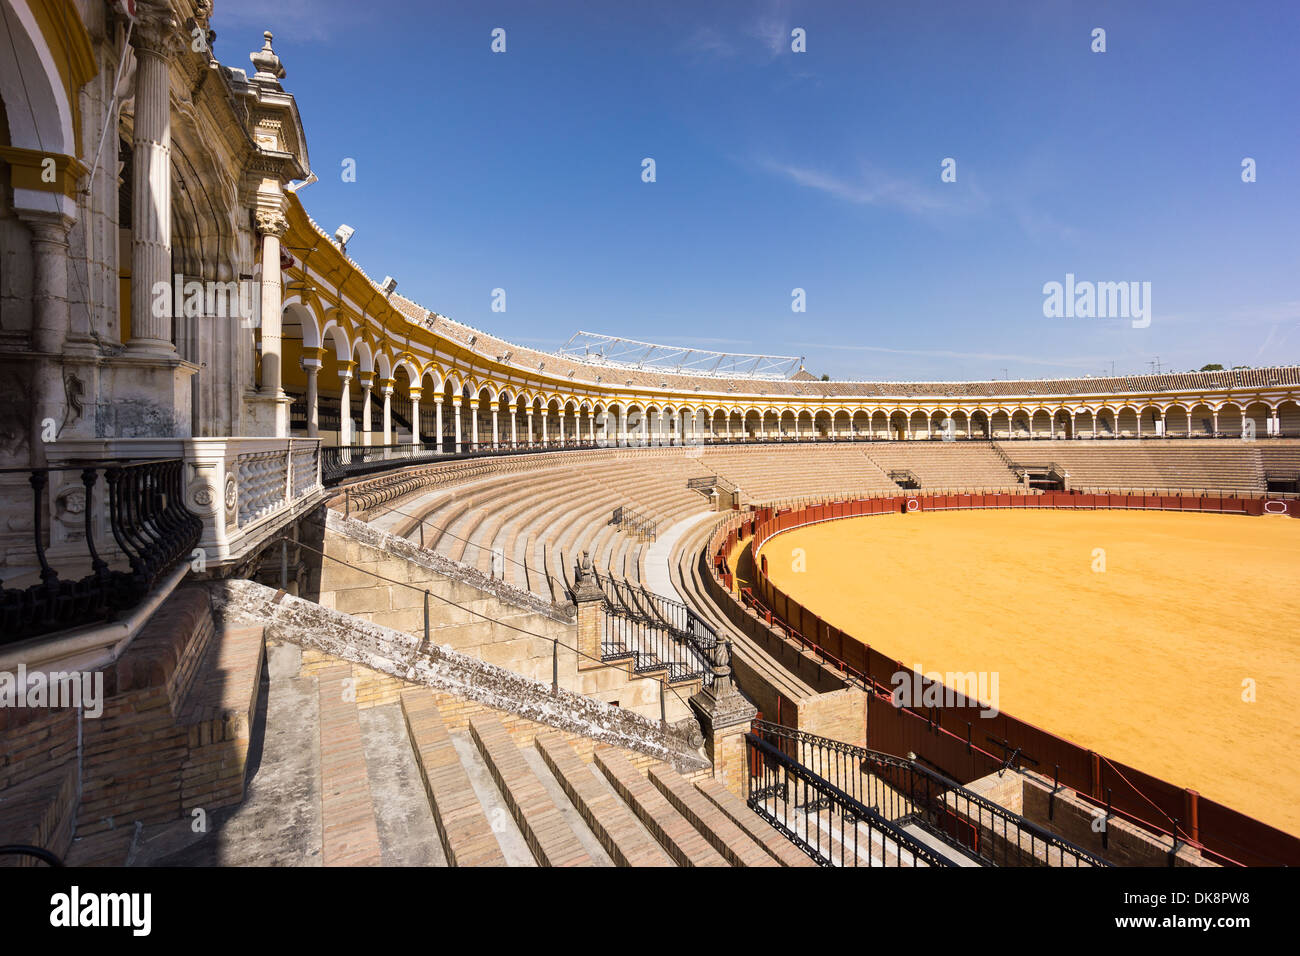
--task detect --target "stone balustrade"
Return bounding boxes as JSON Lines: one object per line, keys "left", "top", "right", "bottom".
{"left": 41, "top": 437, "right": 324, "bottom": 569}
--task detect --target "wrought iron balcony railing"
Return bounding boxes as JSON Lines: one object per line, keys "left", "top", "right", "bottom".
{"left": 0, "top": 459, "right": 202, "bottom": 643}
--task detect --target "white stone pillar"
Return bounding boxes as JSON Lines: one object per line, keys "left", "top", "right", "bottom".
{"left": 511, "top": 408, "right": 518, "bottom": 448}
{"left": 409, "top": 388, "right": 421, "bottom": 445}
{"left": 454, "top": 399, "right": 463, "bottom": 452}
{"left": 380, "top": 378, "right": 393, "bottom": 444}
{"left": 338, "top": 364, "right": 354, "bottom": 446}
{"left": 360, "top": 374, "right": 373, "bottom": 446}
{"left": 435, "top": 393, "right": 444, "bottom": 453}
{"left": 492, "top": 407, "right": 500, "bottom": 449}
{"left": 527, "top": 409, "right": 535, "bottom": 446}
{"left": 559, "top": 410, "right": 566, "bottom": 445}
{"left": 302, "top": 354, "right": 321, "bottom": 438}
{"left": 541, "top": 411, "right": 549, "bottom": 447}
{"left": 470, "top": 400, "right": 479, "bottom": 451}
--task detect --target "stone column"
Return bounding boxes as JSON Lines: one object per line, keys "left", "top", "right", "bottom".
{"left": 470, "top": 399, "right": 479, "bottom": 451}
{"left": 590, "top": 410, "right": 597, "bottom": 444}
{"left": 540, "top": 411, "right": 549, "bottom": 447}
{"left": 24, "top": 216, "right": 74, "bottom": 463}
{"left": 558, "top": 410, "right": 566, "bottom": 445}
{"left": 301, "top": 348, "right": 323, "bottom": 438}
{"left": 359, "top": 373, "right": 374, "bottom": 446}
{"left": 617, "top": 407, "right": 626, "bottom": 446}
{"left": 1271, "top": 409, "right": 1280, "bottom": 437}
{"left": 434, "top": 393, "right": 444, "bottom": 453}
{"left": 526, "top": 408, "right": 535, "bottom": 447}
{"left": 1212, "top": 412, "right": 1219, "bottom": 436}
{"left": 453, "top": 398, "right": 463, "bottom": 452}
{"left": 409, "top": 387, "right": 422, "bottom": 445}
{"left": 492, "top": 407, "right": 500, "bottom": 449}
{"left": 511, "top": 409, "right": 518, "bottom": 448}
{"left": 338, "top": 362, "right": 355, "bottom": 446}
{"left": 379, "top": 378, "right": 394, "bottom": 444}
{"left": 127, "top": 13, "right": 179, "bottom": 354}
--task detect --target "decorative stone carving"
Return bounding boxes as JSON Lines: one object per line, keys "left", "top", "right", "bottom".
{"left": 189, "top": 477, "right": 218, "bottom": 514}
{"left": 224, "top": 473, "right": 238, "bottom": 524}
{"left": 254, "top": 208, "right": 289, "bottom": 237}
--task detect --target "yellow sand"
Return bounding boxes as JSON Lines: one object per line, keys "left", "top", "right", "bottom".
{"left": 759, "top": 510, "right": 1300, "bottom": 837}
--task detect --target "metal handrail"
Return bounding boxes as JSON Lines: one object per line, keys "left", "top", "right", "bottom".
{"left": 751, "top": 720, "right": 1111, "bottom": 867}
{"left": 746, "top": 733, "right": 953, "bottom": 867}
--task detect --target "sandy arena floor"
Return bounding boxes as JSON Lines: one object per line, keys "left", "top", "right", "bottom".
{"left": 758, "top": 509, "right": 1300, "bottom": 837}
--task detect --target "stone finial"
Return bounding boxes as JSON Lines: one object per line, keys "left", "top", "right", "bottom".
{"left": 250, "top": 30, "right": 286, "bottom": 80}
{"left": 571, "top": 550, "right": 604, "bottom": 604}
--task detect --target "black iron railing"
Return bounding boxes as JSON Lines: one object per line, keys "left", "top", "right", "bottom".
{"left": 592, "top": 571, "right": 717, "bottom": 685}
{"left": 611, "top": 504, "right": 657, "bottom": 540}
{"left": 751, "top": 720, "right": 1109, "bottom": 867}
{"left": 601, "top": 610, "right": 707, "bottom": 685}
{"left": 0, "top": 459, "right": 202, "bottom": 643}
{"left": 746, "top": 734, "right": 953, "bottom": 867}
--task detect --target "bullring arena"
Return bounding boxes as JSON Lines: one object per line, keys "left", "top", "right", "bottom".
{"left": 2, "top": 0, "right": 1298, "bottom": 876}
{"left": 757, "top": 508, "right": 1300, "bottom": 836}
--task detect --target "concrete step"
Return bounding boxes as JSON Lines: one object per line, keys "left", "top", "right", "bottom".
{"left": 399, "top": 689, "right": 512, "bottom": 866}
{"left": 534, "top": 732, "right": 672, "bottom": 867}
{"left": 468, "top": 714, "right": 599, "bottom": 867}
{"left": 446, "top": 731, "right": 535, "bottom": 866}
{"left": 899, "top": 822, "right": 982, "bottom": 867}
{"left": 646, "top": 765, "right": 777, "bottom": 867}
{"left": 358, "top": 701, "right": 447, "bottom": 866}
{"left": 518, "top": 746, "right": 615, "bottom": 866}
{"left": 316, "top": 665, "right": 382, "bottom": 866}
{"left": 593, "top": 748, "right": 728, "bottom": 867}
{"left": 693, "top": 776, "right": 818, "bottom": 867}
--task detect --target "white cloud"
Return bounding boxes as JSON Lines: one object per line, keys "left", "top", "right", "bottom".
{"left": 758, "top": 158, "right": 989, "bottom": 219}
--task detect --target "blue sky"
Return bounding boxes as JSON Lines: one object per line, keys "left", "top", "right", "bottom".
{"left": 218, "top": 0, "right": 1298, "bottom": 380}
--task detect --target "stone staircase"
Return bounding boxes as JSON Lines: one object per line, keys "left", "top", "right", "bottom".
{"left": 65, "top": 642, "right": 810, "bottom": 867}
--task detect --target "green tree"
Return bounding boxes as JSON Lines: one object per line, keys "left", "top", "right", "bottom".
{"left": 1199, "top": 363, "right": 1224, "bottom": 371}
